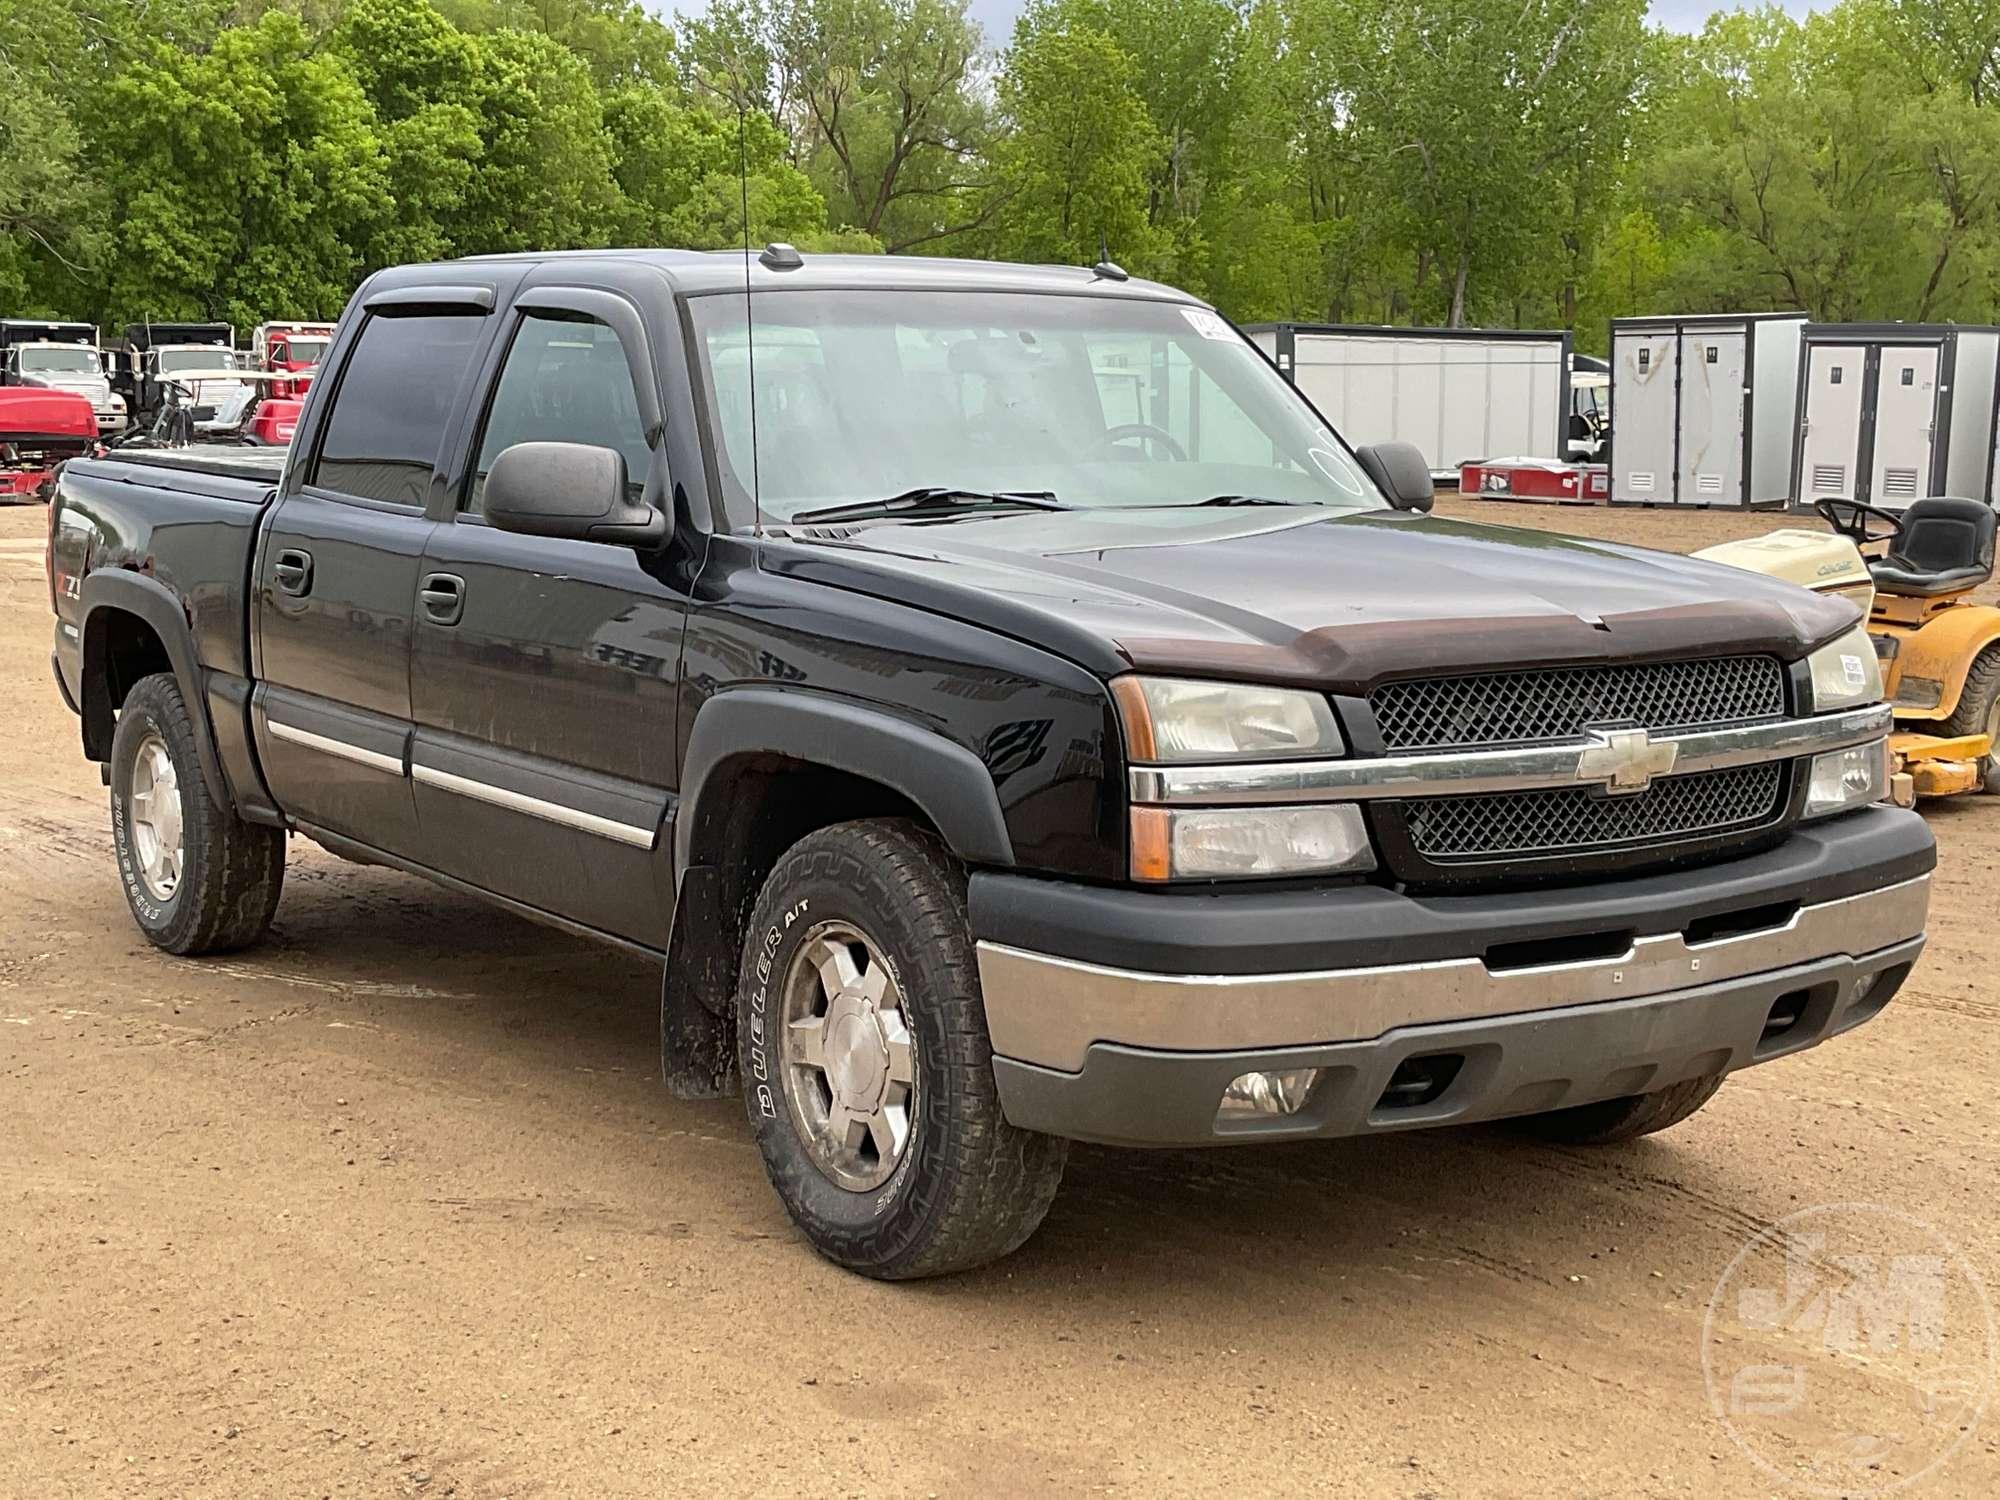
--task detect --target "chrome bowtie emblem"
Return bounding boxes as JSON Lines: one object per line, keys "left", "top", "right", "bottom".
{"left": 1576, "top": 726, "right": 1678, "bottom": 794}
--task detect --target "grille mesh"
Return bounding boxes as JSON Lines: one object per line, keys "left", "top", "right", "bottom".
{"left": 1403, "top": 763, "right": 1785, "bottom": 861}
{"left": 1371, "top": 656, "right": 1784, "bottom": 753}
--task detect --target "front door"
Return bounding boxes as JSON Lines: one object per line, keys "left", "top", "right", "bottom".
{"left": 1613, "top": 330, "right": 1677, "bottom": 502}
{"left": 1798, "top": 344, "right": 1868, "bottom": 505}
{"left": 409, "top": 289, "right": 685, "bottom": 946}
{"left": 1870, "top": 344, "right": 1942, "bottom": 509}
{"left": 253, "top": 301, "right": 494, "bottom": 854}
{"left": 1677, "top": 328, "right": 1747, "bottom": 505}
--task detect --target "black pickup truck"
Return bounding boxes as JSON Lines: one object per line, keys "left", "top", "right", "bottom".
{"left": 47, "top": 250, "right": 1934, "bottom": 1278}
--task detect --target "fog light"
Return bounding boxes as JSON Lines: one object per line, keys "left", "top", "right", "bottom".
{"left": 1217, "top": 1068, "right": 1321, "bottom": 1120}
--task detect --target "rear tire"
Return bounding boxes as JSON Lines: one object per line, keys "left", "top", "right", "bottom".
{"left": 1509, "top": 1072, "right": 1725, "bottom": 1146}
{"left": 736, "top": 819, "right": 1067, "bottom": 1279}
{"left": 1941, "top": 643, "right": 2000, "bottom": 793}
{"left": 109, "top": 672, "right": 284, "bottom": 955}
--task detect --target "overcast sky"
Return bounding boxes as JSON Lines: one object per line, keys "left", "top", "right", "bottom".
{"left": 665, "top": 1, "right": 1824, "bottom": 45}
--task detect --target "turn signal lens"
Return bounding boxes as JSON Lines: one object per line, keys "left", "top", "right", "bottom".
{"left": 1130, "top": 804, "right": 1375, "bottom": 880}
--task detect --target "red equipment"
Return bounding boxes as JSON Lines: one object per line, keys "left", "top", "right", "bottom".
{"left": 0, "top": 388, "right": 96, "bottom": 502}
{"left": 1459, "top": 457, "right": 1610, "bottom": 504}
{"left": 245, "top": 395, "right": 304, "bottom": 447}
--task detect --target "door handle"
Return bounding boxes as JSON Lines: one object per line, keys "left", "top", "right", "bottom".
{"left": 420, "top": 572, "right": 465, "bottom": 626}
{"left": 273, "top": 547, "right": 313, "bottom": 597}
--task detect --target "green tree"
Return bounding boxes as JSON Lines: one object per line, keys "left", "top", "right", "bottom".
{"left": 1638, "top": 2, "right": 2000, "bottom": 322}
{"left": 333, "top": 0, "right": 484, "bottom": 266}
{"left": 686, "top": 0, "right": 998, "bottom": 252}
{"left": 1012, "top": 0, "right": 1243, "bottom": 291}
{"left": 605, "top": 88, "right": 853, "bottom": 250}
{"left": 89, "top": 10, "right": 388, "bottom": 324}
{"left": 988, "top": 21, "right": 1160, "bottom": 270}
{"left": 447, "top": 27, "right": 622, "bottom": 254}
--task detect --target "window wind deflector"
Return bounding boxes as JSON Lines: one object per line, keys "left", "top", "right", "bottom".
{"left": 788, "top": 488, "right": 1067, "bottom": 525}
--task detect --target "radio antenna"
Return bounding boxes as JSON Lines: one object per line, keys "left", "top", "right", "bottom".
{"left": 738, "top": 100, "right": 763, "bottom": 538}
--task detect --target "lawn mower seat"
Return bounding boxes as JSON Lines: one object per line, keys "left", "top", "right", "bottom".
{"left": 1869, "top": 496, "right": 1997, "bottom": 598}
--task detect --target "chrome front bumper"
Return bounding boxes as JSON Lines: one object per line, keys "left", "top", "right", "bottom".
{"left": 976, "top": 874, "right": 1931, "bottom": 1075}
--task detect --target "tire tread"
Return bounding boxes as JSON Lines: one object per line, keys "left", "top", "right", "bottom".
{"left": 738, "top": 819, "right": 1065, "bottom": 1279}
{"left": 113, "top": 673, "right": 283, "bottom": 955}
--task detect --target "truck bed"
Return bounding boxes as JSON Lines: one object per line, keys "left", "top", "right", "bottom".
{"left": 49, "top": 450, "right": 279, "bottom": 698}
{"left": 93, "top": 444, "right": 287, "bottom": 492}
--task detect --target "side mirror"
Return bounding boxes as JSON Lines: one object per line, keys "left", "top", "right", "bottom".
{"left": 1356, "top": 441, "right": 1435, "bottom": 513}
{"left": 484, "top": 441, "right": 669, "bottom": 548}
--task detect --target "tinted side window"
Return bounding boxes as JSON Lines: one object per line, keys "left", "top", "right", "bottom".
{"left": 309, "top": 312, "right": 483, "bottom": 506}
{"left": 468, "top": 313, "right": 651, "bottom": 513}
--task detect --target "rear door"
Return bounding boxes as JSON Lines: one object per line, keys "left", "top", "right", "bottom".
{"left": 252, "top": 286, "right": 500, "bottom": 854}
{"left": 408, "top": 283, "right": 685, "bottom": 945}
{"left": 1677, "top": 327, "right": 1747, "bottom": 504}
{"left": 1798, "top": 343, "right": 1868, "bottom": 505}
{"left": 1871, "top": 343, "right": 1942, "bottom": 509}
{"left": 1612, "top": 329, "right": 1677, "bottom": 502}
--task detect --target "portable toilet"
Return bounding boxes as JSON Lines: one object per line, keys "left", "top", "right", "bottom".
{"left": 1608, "top": 312, "right": 1805, "bottom": 506}
{"left": 1794, "top": 323, "right": 2000, "bottom": 510}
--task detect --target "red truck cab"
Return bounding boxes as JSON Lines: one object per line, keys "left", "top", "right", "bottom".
{"left": 252, "top": 322, "right": 335, "bottom": 401}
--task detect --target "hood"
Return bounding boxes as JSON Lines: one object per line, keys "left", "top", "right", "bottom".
{"left": 22, "top": 373, "right": 110, "bottom": 401}
{"left": 761, "top": 507, "right": 1859, "bottom": 689}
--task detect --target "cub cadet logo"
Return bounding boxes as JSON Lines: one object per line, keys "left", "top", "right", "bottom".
{"left": 1576, "top": 726, "right": 1678, "bottom": 795}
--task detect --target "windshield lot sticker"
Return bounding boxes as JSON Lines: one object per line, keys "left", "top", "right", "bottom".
{"left": 1180, "top": 308, "right": 1237, "bottom": 342}
{"left": 1310, "top": 447, "right": 1367, "bottom": 496}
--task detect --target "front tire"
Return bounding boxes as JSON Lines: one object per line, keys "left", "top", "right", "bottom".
{"left": 736, "top": 819, "right": 1067, "bottom": 1279}
{"left": 109, "top": 672, "right": 284, "bottom": 955}
{"left": 1509, "top": 1072, "right": 1725, "bottom": 1145}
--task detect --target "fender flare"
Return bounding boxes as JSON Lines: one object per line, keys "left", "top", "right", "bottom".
{"left": 674, "top": 687, "right": 1016, "bottom": 873}
{"left": 77, "top": 568, "right": 231, "bottom": 809}
{"left": 1891, "top": 605, "right": 2000, "bottom": 721}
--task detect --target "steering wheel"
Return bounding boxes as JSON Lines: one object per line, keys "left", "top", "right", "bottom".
{"left": 1815, "top": 498, "right": 1903, "bottom": 546}
{"left": 1094, "top": 423, "right": 1189, "bottom": 462}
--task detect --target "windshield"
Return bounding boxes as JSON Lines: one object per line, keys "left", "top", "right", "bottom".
{"left": 686, "top": 289, "right": 1386, "bottom": 525}
{"left": 20, "top": 345, "right": 100, "bottom": 375}
{"left": 282, "top": 337, "right": 329, "bottom": 365}
{"left": 157, "top": 347, "right": 242, "bottom": 375}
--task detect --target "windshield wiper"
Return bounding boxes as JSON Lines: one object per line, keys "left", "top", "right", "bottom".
{"left": 1190, "top": 494, "right": 1299, "bottom": 507}
{"left": 790, "top": 487, "right": 1066, "bottom": 525}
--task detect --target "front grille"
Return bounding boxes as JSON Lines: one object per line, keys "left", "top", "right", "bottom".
{"left": 1403, "top": 762, "right": 1786, "bottom": 862}
{"left": 1371, "top": 655, "right": 1785, "bottom": 753}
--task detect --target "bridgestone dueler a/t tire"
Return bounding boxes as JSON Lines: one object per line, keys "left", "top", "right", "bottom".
{"left": 736, "top": 819, "right": 1067, "bottom": 1279}
{"left": 1510, "top": 1072, "right": 1726, "bottom": 1146}
{"left": 109, "top": 673, "right": 285, "bottom": 955}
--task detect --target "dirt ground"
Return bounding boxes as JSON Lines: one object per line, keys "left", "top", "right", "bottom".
{"left": 3, "top": 494, "right": 1998, "bottom": 1498}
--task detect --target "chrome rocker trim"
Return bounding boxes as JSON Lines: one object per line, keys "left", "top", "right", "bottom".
{"left": 410, "top": 763, "right": 657, "bottom": 849}
{"left": 975, "top": 872, "right": 1929, "bottom": 1073}
{"left": 1127, "top": 703, "right": 1893, "bottom": 806}
{"left": 266, "top": 718, "right": 404, "bottom": 776}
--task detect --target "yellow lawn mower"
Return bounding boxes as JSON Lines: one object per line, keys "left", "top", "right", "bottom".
{"left": 1698, "top": 496, "right": 2000, "bottom": 805}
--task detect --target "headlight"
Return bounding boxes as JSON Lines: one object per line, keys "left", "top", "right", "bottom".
{"left": 1130, "top": 804, "right": 1375, "bottom": 880}
{"left": 1112, "top": 676, "right": 1341, "bottom": 761}
{"left": 1806, "top": 625, "right": 1883, "bottom": 711}
{"left": 1803, "top": 739, "right": 1889, "bottom": 819}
